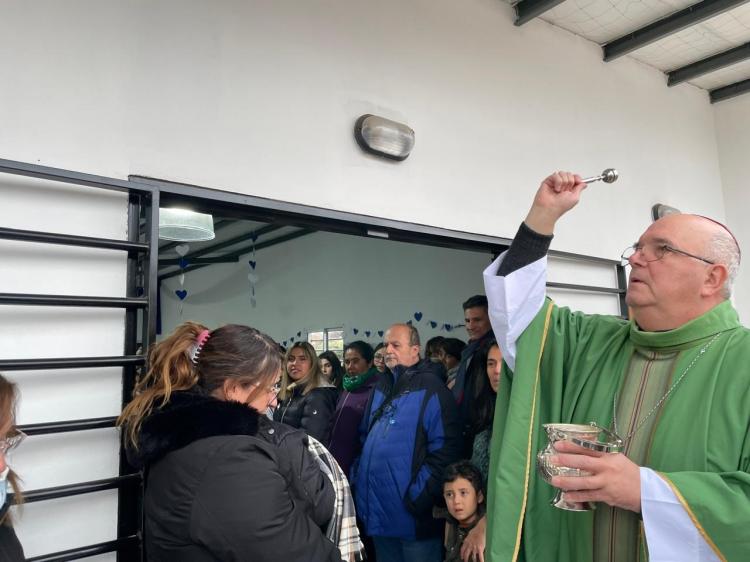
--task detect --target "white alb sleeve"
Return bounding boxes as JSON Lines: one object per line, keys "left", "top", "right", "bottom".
{"left": 482, "top": 251, "right": 547, "bottom": 371}
{"left": 640, "top": 467, "right": 720, "bottom": 562}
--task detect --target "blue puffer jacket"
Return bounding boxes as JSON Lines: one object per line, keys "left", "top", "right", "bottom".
{"left": 351, "top": 359, "right": 462, "bottom": 539}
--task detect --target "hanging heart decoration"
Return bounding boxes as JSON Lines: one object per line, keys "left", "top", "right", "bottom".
{"left": 414, "top": 312, "right": 423, "bottom": 322}
{"left": 353, "top": 329, "right": 359, "bottom": 335}
{"left": 175, "top": 244, "right": 190, "bottom": 257}
{"left": 249, "top": 260, "right": 257, "bottom": 270}
{"left": 429, "top": 321, "right": 438, "bottom": 329}
{"left": 179, "top": 257, "right": 190, "bottom": 269}
{"left": 377, "top": 330, "right": 384, "bottom": 337}
{"left": 365, "top": 331, "right": 371, "bottom": 337}
{"left": 175, "top": 289, "right": 188, "bottom": 300}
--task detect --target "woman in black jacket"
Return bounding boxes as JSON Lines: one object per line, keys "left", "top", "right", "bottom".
{"left": 275, "top": 342, "right": 338, "bottom": 443}
{"left": 119, "top": 322, "right": 341, "bottom": 562}
{"left": 0, "top": 374, "right": 25, "bottom": 562}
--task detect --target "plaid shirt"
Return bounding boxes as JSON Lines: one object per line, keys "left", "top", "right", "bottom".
{"left": 307, "top": 436, "right": 365, "bottom": 562}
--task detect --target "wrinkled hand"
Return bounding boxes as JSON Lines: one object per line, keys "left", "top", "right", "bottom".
{"left": 460, "top": 514, "right": 486, "bottom": 562}
{"left": 550, "top": 440, "right": 641, "bottom": 512}
{"left": 525, "top": 171, "right": 587, "bottom": 235}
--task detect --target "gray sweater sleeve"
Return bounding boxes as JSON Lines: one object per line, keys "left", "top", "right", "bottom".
{"left": 496, "top": 222, "right": 554, "bottom": 276}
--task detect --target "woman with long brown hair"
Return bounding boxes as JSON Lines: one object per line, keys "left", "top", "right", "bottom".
{"left": 119, "top": 322, "right": 341, "bottom": 562}
{"left": 0, "top": 374, "right": 25, "bottom": 562}
{"left": 274, "top": 341, "right": 338, "bottom": 443}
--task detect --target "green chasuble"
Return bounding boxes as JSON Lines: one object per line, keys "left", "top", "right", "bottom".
{"left": 486, "top": 299, "right": 750, "bottom": 562}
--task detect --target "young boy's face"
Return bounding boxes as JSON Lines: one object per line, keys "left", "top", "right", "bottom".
{"left": 443, "top": 477, "right": 483, "bottom": 527}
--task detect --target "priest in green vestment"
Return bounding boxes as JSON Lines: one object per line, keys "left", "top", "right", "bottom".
{"left": 482, "top": 171, "right": 749, "bottom": 562}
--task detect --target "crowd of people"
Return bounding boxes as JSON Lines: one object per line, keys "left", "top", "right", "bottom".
{"left": 3, "top": 170, "right": 749, "bottom": 562}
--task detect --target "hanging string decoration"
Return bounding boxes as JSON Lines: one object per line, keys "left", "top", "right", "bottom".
{"left": 174, "top": 244, "right": 190, "bottom": 317}
{"left": 248, "top": 231, "right": 259, "bottom": 309}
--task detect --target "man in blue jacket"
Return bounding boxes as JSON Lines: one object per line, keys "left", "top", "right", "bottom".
{"left": 352, "top": 323, "right": 462, "bottom": 562}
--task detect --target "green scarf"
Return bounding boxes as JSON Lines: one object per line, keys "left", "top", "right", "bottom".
{"left": 342, "top": 367, "right": 377, "bottom": 392}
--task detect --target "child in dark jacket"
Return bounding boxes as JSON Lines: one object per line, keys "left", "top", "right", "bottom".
{"left": 438, "top": 461, "right": 486, "bottom": 562}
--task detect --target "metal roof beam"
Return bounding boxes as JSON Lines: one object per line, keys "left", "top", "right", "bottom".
{"left": 710, "top": 77, "right": 750, "bottom": 102}
{"left": 603, "top": 0, "right": 750, "bottom": 61}
{"left": 514, "top": 0, "right": 568, "bottom": 26}
{"left": 159, "top": 228, "right": 316, "bottom": 281}
{"left": 668, "top": 41, "right": 750, "bottom": 85}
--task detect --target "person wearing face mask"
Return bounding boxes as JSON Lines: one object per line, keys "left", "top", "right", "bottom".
{"left": 119, "top": 322, "right": 341, "bottom": 562}
{"left": 0, "top": 374, "right": 25, "bottom": 562}
{"left": 275, "top": 342, "right": 338, "bottom": 444}
{"left": 319, "top": 351, "right": 345, "bottom": 391}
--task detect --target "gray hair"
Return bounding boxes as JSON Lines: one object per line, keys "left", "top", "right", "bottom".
{"left": 706, "top": 231, "right": 741, "bottom": 299}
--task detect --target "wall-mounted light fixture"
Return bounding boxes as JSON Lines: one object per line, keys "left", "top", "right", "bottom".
{"left": 651, "top": 204, "right": 681, "bottom": 222}
{"left": 354, "top": 114, "right": 415, "bottom": 161}
{"left": 159, "top": 208, "right": 215, "bottom": 241}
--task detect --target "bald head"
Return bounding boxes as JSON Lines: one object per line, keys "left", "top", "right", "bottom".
{"left": 384, "top": 323, "right": 421, "bottom": 369}
{"left": 625, "top": 214, "right": 739, "bottom": 331}
{"left": 654, "top": 214, "right": 739, "bottom": 297}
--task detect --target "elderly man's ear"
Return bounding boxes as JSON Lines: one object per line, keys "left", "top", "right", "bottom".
{"left": 701, "top": 264, "right": 729, "bottom": 298}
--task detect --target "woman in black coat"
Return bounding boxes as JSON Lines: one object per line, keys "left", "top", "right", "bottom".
{"left": 120, "top": 322, "right": 341, "bottom": 562}
{"left": 0, "top": 374, "right": 25, "bottom": 562}
{"left": 275, "top": 342, "right": 338, "bottom": 443}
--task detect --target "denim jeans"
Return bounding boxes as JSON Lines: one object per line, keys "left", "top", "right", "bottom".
{"left": 372, "top": 536, "right": 443, "bottom": 562}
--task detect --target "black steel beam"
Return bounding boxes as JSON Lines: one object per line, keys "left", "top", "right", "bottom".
{"left": 19, "top": 416, "right": 117, "bottom": 436}
{"left": 603, "top": 0, "right": 750, "bottom": 61}
{"left": 710, "top": 77, "right": 750, "bottom": 102}
{"left": 15, "top": 474, "right": 141, "bottom": 504}
{"left": 514, "top": 0, "right": 568, "bottom": 26}
{"left": 0, "top": 226, "right": 149, "bottom": 253}
{"left": 546, "top": 281, "right": 625, "bottom": 294}
{"left": 0, "top": 157, "right": 152, "bottom": 194}
{"left": 26, "top": 535, "right": 140, "bottom": 562}
{"left": 668, "top": 41, "right": 750, "bottom": 86}
{"left": 158, "top": 256, "right": 240, "bottom": 266}
{"left": 0, "top": 355, "right": 145, "bottom": 371}
{"left": 0, "top": 293, "right": 148, "bottom": 308}
{"left": 158, "top": 228, "right": 316, "bottom": 281}
{"left": 136, "top": 175, "right": 619, "bottom": 267}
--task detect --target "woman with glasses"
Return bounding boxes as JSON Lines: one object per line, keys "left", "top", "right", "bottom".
{"left": 119, "top": 322, "right": 340, "bottom": 562}
{"left": 275, "top": 342, "right": 338, "bottom": 443}
{"left": 0, "top": 374, "right": 25, "bottom": 562}
{"left": 373, "top": 343, "right": 387, "bottom": 374}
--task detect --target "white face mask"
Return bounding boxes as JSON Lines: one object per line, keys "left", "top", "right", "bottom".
{"left": 0, "top": 467, "right": 9, "bottom": 507}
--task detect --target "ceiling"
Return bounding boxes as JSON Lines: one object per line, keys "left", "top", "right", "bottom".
{"left": 157, "top": 218, "right": 315, "bottom": 282}
{"left": 510, "top": 0, "right": 750, "bottom": 102}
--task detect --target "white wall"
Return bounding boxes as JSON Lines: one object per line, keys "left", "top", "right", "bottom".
{"left": 160, "top": 231, "right": 621, "bottom": 342}
{"left": 0, "top": 175, "right": 127, "bottom": 560}
{"left": 0, "top": 0, "right": 726, "bottom": 258}
{"left": 714, "top": 95, "right": 750, "bottom": 324}
{"left": 0, "top": 0, "right": 735, "bottom": 556}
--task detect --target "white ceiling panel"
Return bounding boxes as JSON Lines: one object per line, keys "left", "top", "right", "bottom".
{"left": 629, "top": 5, "right": 750, "bottom": 70}
{"left": 688, "top": 56, "right": 750, "bottom": 88}
{"left": 539, "top": 0, "right": 696, "bottom": 45}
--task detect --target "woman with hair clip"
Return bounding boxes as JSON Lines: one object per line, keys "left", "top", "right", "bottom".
{"left": 0, "top": 374, "right": 25, "bottom": 562}
{"left": 119, "top": 322, "right": 342, "bottom": 562}
{"left": 275, "top": 341, "right": 338, "bottom": 443}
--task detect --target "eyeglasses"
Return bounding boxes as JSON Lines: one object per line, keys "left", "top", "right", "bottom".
{"left": 621, "top": 243, "right": 714, "bottom": 266}
{"left": 0, "top": 430, "right": 26, "bottom": 454}
{"left": 373, "top": 354, "right": 385, "bottom": 361}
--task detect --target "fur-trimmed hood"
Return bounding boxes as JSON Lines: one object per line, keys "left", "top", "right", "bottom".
{"left": 128, "top": 391, "right": 261, "bottom": 469}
